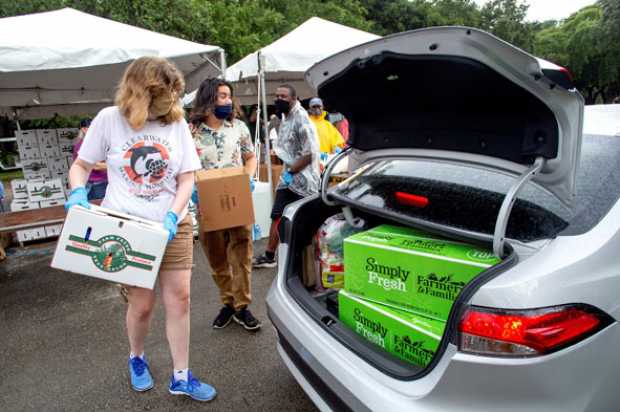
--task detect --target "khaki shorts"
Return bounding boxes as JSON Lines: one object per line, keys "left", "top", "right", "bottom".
{"left": 159, "top": 215, "right": 193, "bottom": 272}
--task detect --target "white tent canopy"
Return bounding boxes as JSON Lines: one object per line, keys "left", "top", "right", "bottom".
{"left": 0, "top": 7, "right": 225, "bottom": 118}
{"left": 183, "top": 17, "right": 379, "bottom": 106}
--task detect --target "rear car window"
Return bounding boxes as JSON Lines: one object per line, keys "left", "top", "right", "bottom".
{"left": 333, "top": 134, "right": 620, "bottom": 241}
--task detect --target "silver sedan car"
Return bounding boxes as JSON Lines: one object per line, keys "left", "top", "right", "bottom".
{"left": 266, "top": 27, "right": 620, "bottom": 411}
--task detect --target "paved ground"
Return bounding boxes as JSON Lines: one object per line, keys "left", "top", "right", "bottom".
{"left": 0, "top": 240, "right": 318, "bottom": 412}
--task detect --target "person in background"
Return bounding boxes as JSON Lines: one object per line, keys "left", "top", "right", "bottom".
{"left": 247, "top": 105, "right": 263, "bottom": 145}
{"left": 72, "top": 118, "right": 108, "bottom": 200}
{"left": 253, "top": 84, "right": 320, "bottom": 268}
{"left": 308, "top": 97, "right": 345, "bottom": 155}
{"left": 190, "top": 78, "right": 261, "bottom": 331}
{"left": 67, "top": 56, "right": 215, "bottom": 402}
{"left": 0, "top": 180, "right": 5, "bottom": 212}
{"left": 267, "top": 113, "right": 280, "bottom": 149}
{"left": 328, "top": 112, "right": 350, "bottom": 144}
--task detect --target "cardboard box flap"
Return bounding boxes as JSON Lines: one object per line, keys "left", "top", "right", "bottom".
{"left": 196, "top": 167, "right": 247, "bottom": 180}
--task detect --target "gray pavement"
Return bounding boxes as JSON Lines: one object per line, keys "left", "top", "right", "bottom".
{"left": 0, "top": 240, "right": 318, "bottom": 412}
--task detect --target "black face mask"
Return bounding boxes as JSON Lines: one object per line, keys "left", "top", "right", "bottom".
{"left": 213, "top": 104, "right": 232, "bottom": 119}
{"left": 274, "top": 99, "right": 290, "bottom": 116}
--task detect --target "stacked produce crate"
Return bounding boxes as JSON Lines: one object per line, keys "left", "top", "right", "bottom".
{"left": 10, "top": 128, "right": 75, "bottom": 242}
{"left": 339, "top": 224, "right": 500, "bottom": 367}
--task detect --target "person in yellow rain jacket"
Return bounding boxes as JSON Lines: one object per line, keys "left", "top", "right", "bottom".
{"left": 308, "top": 97, "right": 345, "bottom": 154}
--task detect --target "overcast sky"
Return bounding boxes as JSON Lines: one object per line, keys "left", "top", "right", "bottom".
{"left": 473, "top": 0, "right": 598, "bottom": 22}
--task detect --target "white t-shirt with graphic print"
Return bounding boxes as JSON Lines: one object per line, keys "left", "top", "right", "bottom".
{"left": 78, "top": 106, "right": 201, "bottom": 222}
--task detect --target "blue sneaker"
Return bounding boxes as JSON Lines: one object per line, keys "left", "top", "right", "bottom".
{"left": 168, "top": 370, "right": 216, "bottom": 402}
{"left": 128, "top": 356, "right": 154, "bottom": 392}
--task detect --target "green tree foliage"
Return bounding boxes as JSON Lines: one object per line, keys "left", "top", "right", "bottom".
{"left": 430, "top": 0, "right": 481, "bottom": 27}
{"left": 598, "top": 0, "right": 620, "bottom": 100}
{"left": 479, "top": 0, "right": 534, "bottom": 50}
{"left": 534, "top": 4, "right": 619, "bottom": 103}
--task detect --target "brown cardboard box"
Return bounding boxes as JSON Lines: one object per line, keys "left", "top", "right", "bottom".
{"left": 259, "top": 164, "right": 284, "bottom": 193}
{"left": 302, "top": 244, "right": 318, "bottom": 288}
{"left": 195, "top": 167, "right": 255, "bottom": 232}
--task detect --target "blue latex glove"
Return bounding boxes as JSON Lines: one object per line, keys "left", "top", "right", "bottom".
{"left": 320, "top": 152, "right": 328, "bottom": 162}
{"left": 249, "top": 176, "right": 255, "bottom": 192}
{"left": 191, "top": 185, "right": 199, "bottom": 205}
{"left": 282, "top": 171, "right": 294, "bottom": 185}
{"left": 163, "top": 211, "right": 178, "bottom": 242}
{"left": 65, "top": 187, "right": 90, "bottom": 211}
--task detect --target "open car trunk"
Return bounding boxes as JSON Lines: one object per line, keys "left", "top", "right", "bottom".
{"left": 276, "top": 26, "right": 583, "bottom": 379}
{"left": 279, "top": 193, "right": 518, "bottom": 379}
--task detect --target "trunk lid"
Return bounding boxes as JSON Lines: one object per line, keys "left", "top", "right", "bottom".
{"left": 306, "top": 26, "right": 584, "bottom": 207}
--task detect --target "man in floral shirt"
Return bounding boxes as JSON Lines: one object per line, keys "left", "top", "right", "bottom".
{"left": 191, "top": 78, "right": 261, "bottom": 331}
{"left": 253, "top": 84, "right": 320, "bottom": 268}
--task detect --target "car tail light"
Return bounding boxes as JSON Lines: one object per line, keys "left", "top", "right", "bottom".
{"left": 559, "top": 66, "right": 573, "bottom": 82}
{"left": 542, "top": 67, "right": 574, "bottom": 89}
{"left": 459, "top": 304, "right": 613, "bottom": 357}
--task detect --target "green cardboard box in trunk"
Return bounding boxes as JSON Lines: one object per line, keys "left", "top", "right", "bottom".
{"left": 344, "top": 225, "right": 500, "bottom": 321}
{"left": 338, "top": 289, "right": 444, "bottom": 367}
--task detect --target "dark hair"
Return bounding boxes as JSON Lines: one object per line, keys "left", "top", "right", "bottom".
{"left": 79, "top": 118, "right": 92, "bottom": 128}
{"left": 189, "top": 78, "right": 235, "bottom": 126}
{"left": 278, "top": 84, "right": 297, "bottom": 99}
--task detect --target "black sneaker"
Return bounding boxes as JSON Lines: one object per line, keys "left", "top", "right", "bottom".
{"left": 212, "top": 304, "right": 236, "bottom": 329}
{"left": 233, "top": 307, "right": 262, "bottom": 331}
{"left": 253, "top": 253, "right": 276, "bottom": 268}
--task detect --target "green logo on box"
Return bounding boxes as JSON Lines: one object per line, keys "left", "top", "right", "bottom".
{"left": 33, "top": 185, "right": 62, "bottom": 199}
{"left": 393, "top": 335, "right": 435, "bottom": 366}
{"left": 466, "top": 249, "right": 498, "bottom": 262}
{"left": 66, "top": 234, "right": 156, "bottom": 272}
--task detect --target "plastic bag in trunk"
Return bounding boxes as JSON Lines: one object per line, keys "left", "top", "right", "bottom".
{"left": 317, "top": 213, "right": 367, "bottom": 289}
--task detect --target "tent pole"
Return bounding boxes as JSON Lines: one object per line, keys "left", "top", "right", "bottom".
{"left": 254, "top": 71, "right": 262, "bottom": 180}
{"left": 258, "top": 51, "right": 273, "bottom": 207}
{"left": 219, "top": 49, "right": 227, "bottom": 78}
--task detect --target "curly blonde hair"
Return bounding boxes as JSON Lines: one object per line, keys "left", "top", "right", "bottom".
{"left": 115, "top": 57, "right": 185, "bottom": 130}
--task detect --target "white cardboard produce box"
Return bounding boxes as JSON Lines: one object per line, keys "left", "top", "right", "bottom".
{"left": 40, "top": 198, "right": 65, "bottom": 208}
{"left": 15, "top": 130, "right": 38, "bottom": 149}
{"left": 47, "top": 157, "right": 68, "bottom": 174}
{"left": 51, "top": 206, "right": 169, "bottom": 289}
{"left": 36, "top": 129, "right": 58, "bottom": 147}
{"left": 10, "top": 199, "right": 39, "bottom": 211}
{"left": 27, "top": 178, "right": 65, "bottom": 202}
{"left": 22, "top": 159, "right": 50, "bottom": 180}
{"left": 19, "top": 145, "right": 42, "bottom": 161}
{"left": 39, "top": 144, "right": 61, "bottom": 159}
{"left": 45, "top": 224, "right": 64, "bottom": 237}
{"left": 10, "top": 179, "right": 29, "bottom": 200}
{"left": 17, "top": 227, "right": 46, "bottom": 242}
{"left": 56, "top": 128, "right": 78, "bottom": 143}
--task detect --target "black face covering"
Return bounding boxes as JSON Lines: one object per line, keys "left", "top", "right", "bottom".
{"left": 274, "top": 99, "right": 291, "bottom": 117}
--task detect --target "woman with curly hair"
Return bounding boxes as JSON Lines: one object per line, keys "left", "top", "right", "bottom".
{"left": 67, "top": 57, "right": 215, "bottom": 402}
